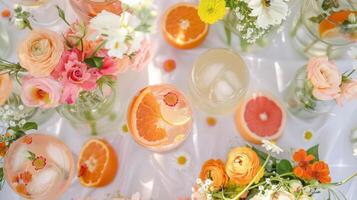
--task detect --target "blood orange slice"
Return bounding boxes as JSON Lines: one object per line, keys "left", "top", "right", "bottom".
{"left": 235, "top": 93, "right": 286, "bottom": 144}
{"left": 127, "top": 87, "right": 169, "bottom": 147}
{"left": 162, "top": 3, "right": 209, "bottom": 49}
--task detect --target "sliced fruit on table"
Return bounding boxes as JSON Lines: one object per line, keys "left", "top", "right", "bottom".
{"left": 235, "top": 92, "right": 286, "bottom": 144}
{"left": 128, "top": 87, "right": 169, "bottom": 146}
{"left": 319, "top": 10, "right": 357, "bottom": 38}
{"left": 162, "top": 3, "right": 209, "bottom": 49}
{"left": 77, "top": 138, "right": 118, "bottom": 187}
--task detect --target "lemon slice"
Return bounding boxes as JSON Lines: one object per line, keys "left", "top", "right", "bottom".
{"left": 160, "top": 105, "right": 191, "bottom": 126}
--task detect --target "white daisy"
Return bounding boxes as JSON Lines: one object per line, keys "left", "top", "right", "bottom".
{"left": 171, "top": 151, "right": 191, "bottom": 170}
{"left": 245, "top": 0, "right": 289, "bottom": 29}
{"left": 105, "top": 30, "right": 129, "bottom": 59}
{"left": 261, "top": 139, "right": 283, "bottom": 154}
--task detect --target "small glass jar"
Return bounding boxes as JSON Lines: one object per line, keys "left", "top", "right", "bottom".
{"left": 1, "top": 0, "right": 66, "bottom": 27}
{"left": 57, "top": 83, "right": 122, "bottom": 136}
{"left": 290, "top": 0, "right": 355, "bottom": 59}
{"left": 0, "top": 22, "right": 10, "bottom": 58}
{"left": 284, "top": 67, "right": 335, "bottom": 119}
{"left": 69, "top": 0, "right": 122, "bottom": 21}
{"left": 223, "top": 9, "right": 278, "bottom": 52}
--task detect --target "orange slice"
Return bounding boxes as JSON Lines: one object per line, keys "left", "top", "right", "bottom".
{"left": 319, "top": 10, "right": 357, "bottom": 38}
{"left": 77, "top": 139, "right": 118, "bottom": 187}
{"left": 162, "top": 3, "right": 209, "bottom": 49}
{"left": 128, "top": 87, "right": 169, "bottom": 147}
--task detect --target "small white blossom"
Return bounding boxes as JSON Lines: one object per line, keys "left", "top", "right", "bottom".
{"left": 262, "top": 140, "right": 284, "bottom": 154}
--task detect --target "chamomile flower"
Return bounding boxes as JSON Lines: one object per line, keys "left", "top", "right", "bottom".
{"left": 245, "top": 0, "right": 289, "bottom": 29}
{"left": 171, "top": 151, "right": 191, "bottom": 170}
{"left": 262, "top": 140, "right": 283, "bottom": 154}
{"left": 198, "top": 0, "right": 226, "bottom": 24}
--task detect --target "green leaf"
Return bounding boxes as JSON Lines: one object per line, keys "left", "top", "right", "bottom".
{"left": 307, "top": 145, "right": 319, "bottom": 161}
{"left": 0, "top": 168, "right": 4, "bottom": 190}
{"left": 309, "top": 13, "right": 328, "bottom": 23}
{"left": 22, "top": 122, "right": 38, "bottom": 131}
{"left": 276, "top": 159, "right": 293, "bottom": 174}
{"left": 84, "top": 57, "right": 104, "bottom": 69}
{"left": 27, "top": 151, "right": 36, "bottom": 161}
{"left": 322, "top": 0, "right": 339, "bottom": 10}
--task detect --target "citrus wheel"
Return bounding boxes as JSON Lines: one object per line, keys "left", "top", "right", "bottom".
{"left": 235, "top": 93, "right": 286, "bottom": 144}
{"left": 128, "top": 87, "right": 169, "bottom": 147}
{"left": 319, "top": 10, "right": 357, "bottom": 38}
{"left": 77, "top": 139, "right": 118, "bottom": 187}
{"left": 162, "top": 3, "right": 209, "bottom": 49}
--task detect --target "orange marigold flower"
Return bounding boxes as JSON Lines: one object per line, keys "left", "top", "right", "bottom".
{"left": 0, "top": 141, "right": 7, "bottom": 157}
{"left": 310, "top": 161, "right": 331, "bottom": 183}
{"left": 293, "top": 149, "right": 315, "bottom": 181}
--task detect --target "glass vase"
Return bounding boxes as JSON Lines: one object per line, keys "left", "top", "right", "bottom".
{"left": 290, "top": 0, "right": 355, "bottom": 59}
{"left": 223, "top": 9, "right": 277, "bottom": 52}
{"left": 69, "top": 0, "right": 122, "bottom": 22}
{"left": 57, "top": 83, "right": 122, "bottom": 136}
{"left": 284, "top": 67, "right": 335, "bottom": 119}
{"left": 0, "top": 22, "right": 10, "bottom": 59}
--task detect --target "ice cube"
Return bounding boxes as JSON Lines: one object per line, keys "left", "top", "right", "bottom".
{"left": 224, "top": 70, "right": 242, "bottom": 90}
{"left": 12, "top": 145, "right": 28, "bottom": 171}
{"left": 26, "top": 167, "right": 59, "bottom": 195}
{"left": 197, "top": 63, "right": 224, "bottom": 88}
{"left": 47, "top": 144, "right": 70, "bottom": 172}
{"left": 213, "top": 80, "right": 234, "bottom": 102}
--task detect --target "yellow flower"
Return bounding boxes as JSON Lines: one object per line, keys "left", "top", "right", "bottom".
{"left": 198, "top": 0, "right": 226, "bottom": 24}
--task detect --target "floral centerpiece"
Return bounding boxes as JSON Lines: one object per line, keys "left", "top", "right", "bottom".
{"left": 0, "top": 3, "right": 155, "bottom": 135}
{"left": 284, "top": 57, "right": 357, "bottom": 119}
{"left": 193, "top": 140, "right": 357, "bottom": 200}
{"left": 197, "top": 0, "right": 290, "bottom": 51}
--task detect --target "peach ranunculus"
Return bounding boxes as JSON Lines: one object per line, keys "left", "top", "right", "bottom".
{"left": 199, "top": 159, "right": 228, "bottom": 190}
{"left": 307, "top": 57, "right": 342, "bottom": 101}
{"left": 17, "top": 29, "right": 64, "bottom": 77}
{"left": 225, "top": 147, "right": 263, "bottom": 186}
{"left": 337, "top": 80, "right": 357, "bottom": 105}
{"left": 21, "top": 76, "right": 62, "bottom": 109}
{"left": 0, "top": 74, "right": 13, "bottom": 106}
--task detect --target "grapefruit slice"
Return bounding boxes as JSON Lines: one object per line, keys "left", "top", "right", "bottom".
{"left": 235, "top": 93, "right": 286, "bottom": 144}
{"left": 127, "top": 87, "right": 169, "bottom": 147}
{"left": 77, "top": 139, "right": 118, "bottom": 187}
{"left": 162, "top": 3, "right": 209, "bottom": 49}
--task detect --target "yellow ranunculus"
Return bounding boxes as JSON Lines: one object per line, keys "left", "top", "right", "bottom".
{"left": 198, "top": 0, "right": 226, "bottom": 24}
{"left": 225, "top": 147, "right": 263, "bottom": 186}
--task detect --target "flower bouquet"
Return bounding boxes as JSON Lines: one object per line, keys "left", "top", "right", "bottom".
{"left": 197, "top": 0, "right": 290, "bottom": 52}
{"left": 291, "top": 0, "right": 357, "bottom": 58}
{"left": 0, "top": 4, "right": 155, "bottom": 135}
{"left": 284, "top": 57, "right": 357, "bottom": 119}
{"left": 193, "top": 140, "right": 357, "bottom": 200}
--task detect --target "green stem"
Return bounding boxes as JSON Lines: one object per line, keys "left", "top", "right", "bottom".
{"left": 222, "top": 155, "right": 271, "bottom": 200}
{"left": 84, "top": 111, "right": 97, "bottom": 136}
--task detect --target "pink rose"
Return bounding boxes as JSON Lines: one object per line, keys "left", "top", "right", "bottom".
{"left": 60, "top": 83, "right": 80, "bottom": 105}
{"left": 130, "top": 40, "right": 153, "bottom": 71}
{"left": 337, "top": 80, "right": 357, "bottom": 105}
{"left": 21, "top": 76, "right": 62, "bottom": 108}
{"left": 307, "top": 57, "right": 342, "bottom": 100}
{"left": 0, "top": 74, "right": 13, "bottom": 106}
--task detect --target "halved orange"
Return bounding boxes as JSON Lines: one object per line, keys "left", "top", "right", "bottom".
{"left": 127, "top": 87, "right": 169, "bottom": 147}
{"left": 162, "top": 3, "right": 209, "bottom": 49}
{"left": 319, "top": 10, "right": 357, "bottom": 37}
{"left": 77, "top": 139, "right": 118, "bottom": 187}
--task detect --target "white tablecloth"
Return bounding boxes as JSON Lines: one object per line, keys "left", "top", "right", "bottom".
{"left": 1, "top": 0, "right": 357, "bottom": 199}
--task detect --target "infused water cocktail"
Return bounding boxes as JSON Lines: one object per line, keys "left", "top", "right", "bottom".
{"left": 4, "top": 134, "right": 74, "bottom": 199}
{"left": 128, "top": 84, "right": 193, "bottom": 152}
{"left": 189, "top": 48, "right": 249, "bottom": 115}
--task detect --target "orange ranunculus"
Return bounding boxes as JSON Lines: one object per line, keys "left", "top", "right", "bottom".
{"left": 199, "top": 159, "right": 228, "bottom": 190}
{"left": 0, "top": 74, "right": 13, "bottom": 106}
{"left": 293, "top": 149, "right": 314, "bottom": 180}
{"left": 225, "top": 147, "right": 262, "bottom": 186}
{"left": 310, "top": 161, "right": 331, "bottom": 183}
{"left": 17, "top": 29, "right": 64, "bottom": 77}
